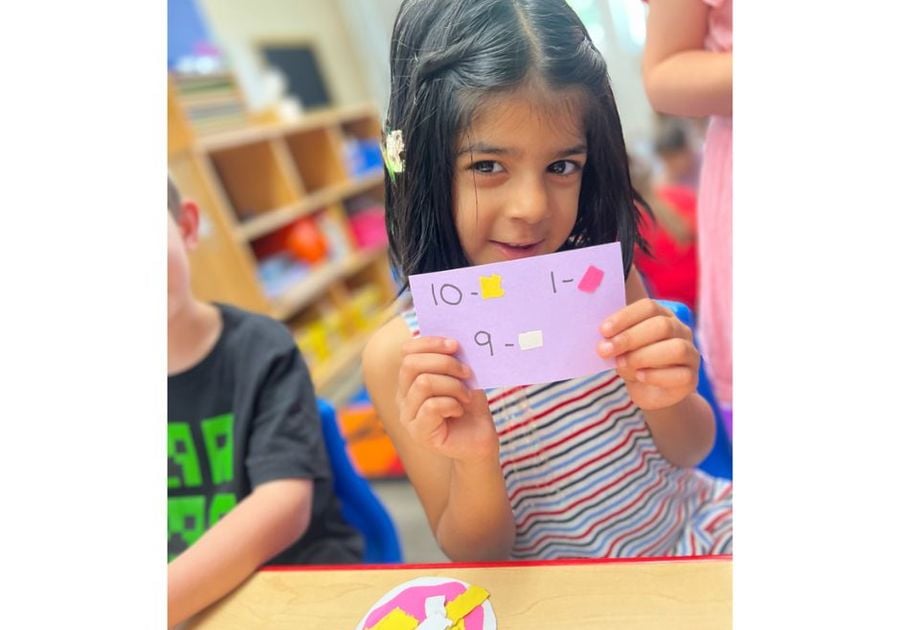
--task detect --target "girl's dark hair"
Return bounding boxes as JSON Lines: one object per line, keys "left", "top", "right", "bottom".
{"left": 385, "top": 0, "right": 648, "bottom": 287}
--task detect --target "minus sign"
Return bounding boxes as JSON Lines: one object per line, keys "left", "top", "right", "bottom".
{"left": 562, "top": 279, "right": 574, "bottom": 283}
{"left": 471, "top": 292, "right": 479, "bottom": 295}
{"left": 504, "top": 343, "right": 514, "bottom": 347}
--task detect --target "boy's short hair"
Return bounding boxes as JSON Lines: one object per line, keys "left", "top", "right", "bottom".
{"left": 168, "top": 176, "right": 182, "bottom": 218}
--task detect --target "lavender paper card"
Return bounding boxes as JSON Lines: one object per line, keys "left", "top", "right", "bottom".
{"left": 408, "top": 242, "right": 626, "bottom": 388}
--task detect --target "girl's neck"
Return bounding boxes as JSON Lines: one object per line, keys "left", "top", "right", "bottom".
{"left": 167, "top": 300, "right": 222, "bottom": 376}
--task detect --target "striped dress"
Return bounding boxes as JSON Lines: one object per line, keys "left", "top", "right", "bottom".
{"left": 402, "top": 310, "right": 732, "bottom": 559}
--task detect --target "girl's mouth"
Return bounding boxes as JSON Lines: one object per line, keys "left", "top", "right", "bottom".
{"left": 491, "top": 240, "right": 544, "bottom": 260}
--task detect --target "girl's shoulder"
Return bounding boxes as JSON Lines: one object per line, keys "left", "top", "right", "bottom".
{"left": 362, "top": 312, "right": 415, "bottom": 383}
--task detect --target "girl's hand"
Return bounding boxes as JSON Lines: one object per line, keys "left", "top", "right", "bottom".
{"left": 396, "top": 336, "right": 498, "bottom": 463}
{"left": 596, "top": 299, "right": 699, "bottom": 411}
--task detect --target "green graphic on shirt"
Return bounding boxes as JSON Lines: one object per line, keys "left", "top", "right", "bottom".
{"left": 168, "top": 413, "right": 237, "bottom": 560}
{"left": 208, "top": 493, "right": 237, "bottom": 526}
{"left": 168, "top": 496, "right": 205, "bottom": 557}
{"left": 201, "top": 413, "right": 234, "bottom": 485}
{"left": 168, "top": 422, "right": 202, "bottom": 488}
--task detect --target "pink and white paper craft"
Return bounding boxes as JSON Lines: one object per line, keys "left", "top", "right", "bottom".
{"left": 355, "top": 577, "right": 497, "bottom": 630}
{"left": 408, "top": 242, "right": 626, "bottom": 389}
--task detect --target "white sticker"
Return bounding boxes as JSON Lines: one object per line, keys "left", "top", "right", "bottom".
{"left": 418, "top": 595, "right": 452, "bottom": 629}
{"left": 197, "top": 211, "right": 213, "bottom": 240}
{"left": 518, "top": 329, "right": 543, "bottom": 350}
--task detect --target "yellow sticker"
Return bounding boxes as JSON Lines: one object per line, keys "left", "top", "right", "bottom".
{"left": 368, "top": 606, "right": 419, "bottom": 630}
{"left": 479, "top": 275, "right": 505, "bottom": 299}
{"left": 446, "top": 585, "right": 491, "bottom": 623}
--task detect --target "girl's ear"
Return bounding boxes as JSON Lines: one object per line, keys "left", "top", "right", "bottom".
{"left": 177, "top": 200, "right": 201, "bottom": 249}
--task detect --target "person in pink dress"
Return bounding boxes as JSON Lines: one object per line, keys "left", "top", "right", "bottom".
{"left": 642, "top": 0, "right": 733, "bottom": 434}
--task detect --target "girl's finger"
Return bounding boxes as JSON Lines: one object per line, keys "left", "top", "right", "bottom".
{"left": 597, "top": 313, "right": 690, "bottom": 358}
{"left": 398, "top": 352, "right": 472, "bottom": 395}
{"left": 600, "top": 298, "right": 669, "bottom": 338}
{"left": 401, "top": 373, "right": 472, "bottom": 425}
{"left": 407, "top": 396, "right": 464, "bottom": 444}
{"left": 616, "top": 338, "right": 698, "bottom": 372}
{"left": 634, "top": 366, "right": 697, "bottom": 389}
{"left": 401, "top": 335, "right": 460, "bottom": 356}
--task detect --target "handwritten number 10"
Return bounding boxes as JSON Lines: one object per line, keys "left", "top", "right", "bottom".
{"left": 431, "top": 283, "right": 463, "bottom": 306}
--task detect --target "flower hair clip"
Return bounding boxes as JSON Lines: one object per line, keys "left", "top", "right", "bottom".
{"left": 381, "top": 128, "right": 405, "bottom": 182}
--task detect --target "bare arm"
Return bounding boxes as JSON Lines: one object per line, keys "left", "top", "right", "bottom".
{"left": 597, "top": 270, "right": 715, "bottom": 468}
{"left": 167, "top": 479, "right": 312, "bottom": 628}
{"left": 638, "top": 391, "right": 714, "bottom": 467}
{"left": 435, "top": 456, "right": 515, "bottom": 561}
{"left": 642, "top": 0, "right": 732, "bottom": 117}
{"left": 363, "top": 317, "right": 514, "bottom": 561}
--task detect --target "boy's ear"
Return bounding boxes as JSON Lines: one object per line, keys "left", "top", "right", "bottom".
{"left": 178, "top": 200, "right": 201, "bottom": 249}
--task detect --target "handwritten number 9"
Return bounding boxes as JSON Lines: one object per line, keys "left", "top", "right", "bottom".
{"left": 474, "top": 330, "right": 494, "bottom": 357}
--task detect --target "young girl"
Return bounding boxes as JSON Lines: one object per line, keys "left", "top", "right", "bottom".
{"left": 363, "top": 0, "right": 732, "bottom": 561}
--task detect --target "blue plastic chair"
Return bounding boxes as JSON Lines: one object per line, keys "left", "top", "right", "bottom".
{"left": 316, "top": 398, "right": 404, "bottom": 563}
{"left": 654, "top": 300, "right": 733, "bottom": 480}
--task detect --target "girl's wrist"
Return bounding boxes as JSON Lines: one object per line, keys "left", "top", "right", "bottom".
{"left": 640, "top": 391, "right": 699, "bottom": 420}
{"left": 451, "top": 451, "right": 502, "bottom": 477}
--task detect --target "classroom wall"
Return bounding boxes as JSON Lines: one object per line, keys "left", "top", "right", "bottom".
{"left": 168, "top": 0, "right": 214, "bottom": 68}
{"left": 198, "top": 0, "right": 653, "bottom": 146}
{"left": 335, "top": 0, "right": 402, "bottom": 113}
{"left": 198, "top": 0, "right": 373, "bottom": 111}
{"left": 591, "top": 0, "right": 656, "bottom": 149}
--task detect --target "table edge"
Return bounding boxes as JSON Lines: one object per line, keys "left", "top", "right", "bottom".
{"left": 262, "top": 554, "right": 732, "bottom": 572}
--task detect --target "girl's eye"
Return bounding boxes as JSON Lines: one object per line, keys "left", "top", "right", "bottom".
{"left": 470, "top": 160, "right": 504, "bottom": 174}
{"left": 548, "top": 160, "right": 581, "bottom": 175}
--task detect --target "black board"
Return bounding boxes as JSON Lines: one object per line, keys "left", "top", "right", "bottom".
{"left": 261, "top": 44, "right": 332, "bottom": 109}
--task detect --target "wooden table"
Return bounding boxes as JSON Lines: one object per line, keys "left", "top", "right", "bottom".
{"left": 189, "top": 556, "right": 732, "bottom": 629}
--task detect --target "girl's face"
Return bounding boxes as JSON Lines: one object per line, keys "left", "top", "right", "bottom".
{"left": 453, "top": 87, "right": 587, "bottom": 265}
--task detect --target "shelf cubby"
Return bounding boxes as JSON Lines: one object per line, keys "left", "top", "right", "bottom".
{"left": 208, "top": 140, "right": 301, "bottom": 220}
{"left": 340, "top": 115, "right": 381, "bottom": 142}
{"left": 284, "top": 126, "right": 348, "bottom": 193}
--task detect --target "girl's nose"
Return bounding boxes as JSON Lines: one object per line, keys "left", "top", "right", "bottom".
{"left": 505, "top": 175, "right": 549, "bottom": 224}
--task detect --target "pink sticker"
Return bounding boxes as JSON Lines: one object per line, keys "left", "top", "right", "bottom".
{"left": 577, "top": 264, "right": 604, "bottom": 293}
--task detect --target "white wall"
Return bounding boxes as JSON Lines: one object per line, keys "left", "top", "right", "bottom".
{"left": 336, "top": 0, "right": 403, "bottom": 113}
{"left": 198, "top": 0, "right": 374, "bottom": 111}
{"left": 592, "top": 0, "right": 656, "bottom": 150}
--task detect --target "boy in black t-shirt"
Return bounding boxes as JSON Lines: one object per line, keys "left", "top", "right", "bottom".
{"left": 167, "top": 178, "right": 362, "bottom": 627}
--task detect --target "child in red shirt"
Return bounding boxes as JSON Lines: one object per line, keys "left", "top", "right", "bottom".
{"left": 634, "top": 180, "right": 699, "bottom": 312}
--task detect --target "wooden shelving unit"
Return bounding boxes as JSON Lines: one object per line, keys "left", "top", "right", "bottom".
{"left": 238, "top": 172, "right": 383, "bottom": 242}
{"left": 168, "top": 74, "right": 397, "bottom": 397}
{"left": 310, "top": 332, "right": 371, "bottom": 393}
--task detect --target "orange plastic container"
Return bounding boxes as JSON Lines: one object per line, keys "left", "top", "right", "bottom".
{"left": 336, "top": 404, "right": 405, "bottom": 478}
{"left": 286, "top": 217, "right": 328, "bottom": 264}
